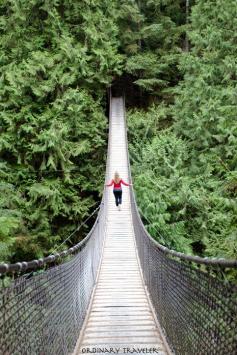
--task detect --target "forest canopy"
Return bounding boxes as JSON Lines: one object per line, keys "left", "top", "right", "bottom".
{"left": 0, "top": 0, "right": 236, "bottom": 262}
{"left": 127, "top": 0, "right": 237, "bottom": 259}
{"left": 0, "top": 0, "right": 122, "bottom": 262}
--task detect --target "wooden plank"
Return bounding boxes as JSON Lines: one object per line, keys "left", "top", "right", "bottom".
{"left": 99, "top": 269, "right": 139, "bottom": 271}
{"left": 98, "top": 277, "right": 141, "bottom": 280}
{"left": 96, "top": 281, "right": 143, "bottom": 285}
{"left": 99, "top": 273, "right": 141, "bottom": 276}
{"left": 87, "top": 317, "right": 155, "bottom": 323}
{"left": 96, "top": 286, "right": 144, "bottom": 289}
{"left": 92, "top": 299, "right": 149, "bottom": 304}
{"left": 94, "top": 293, "right": 147, "bottom": 298}
{"left": 83, "top": 330, "right": 159, "bottom": 338}
{"left": 86, "top": 325, "right": 156, "bottom": 331}
{"left": 90, "top": 310, "right": 152, "bottom": 316}
{"left": 88, "top": 314, "right": 155, "bottom": 320}
{"left": 92, "top": 303, "right": 149, "bottom": 308}
{"left": 91, "top": 305, "right": 151, "bottom": 311}
{"left": 95, "top": 285, "right": 145, "bottom": 288}
{"left": 94, "top": 294, "right": 147, "bottom": 299}
{"left": 81, "top": 337, "right": 163, "bottom": 345}
{"left": 99, "top": 274, "right": 141, "bottom": 277}
{"left": 99, "top": 276, "right": 141, "bottom": 279}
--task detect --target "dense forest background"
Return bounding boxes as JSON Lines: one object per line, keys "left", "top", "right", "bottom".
{"left": 0, "top": 0, "right": 236, "bottom": 263}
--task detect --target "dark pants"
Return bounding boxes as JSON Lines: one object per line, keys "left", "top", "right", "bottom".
{"left": 113, "top": 189, "right": 122, "bottom": 206}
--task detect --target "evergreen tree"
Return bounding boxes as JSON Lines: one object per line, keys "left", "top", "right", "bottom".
{"left": 173, "top": 0, "right": 237, "bottom": 258}
{"left": 128, "top": 0, "right": 237, "bottom": 260}
{"left": 0, "top": 0, "right": 122, "bottom": 261}
{"left": 124, "top": 0, "right": 186, "bottom": 98}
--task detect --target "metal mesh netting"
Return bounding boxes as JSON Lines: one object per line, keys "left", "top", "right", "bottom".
{"left": 0, "top": 199, "right": 106, "bottom": 355}
{"left": 130, "top": 198, "right": 237, "bottom": 355}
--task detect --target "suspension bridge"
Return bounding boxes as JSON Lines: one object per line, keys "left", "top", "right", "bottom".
{"left": 0, "top": 97, "right": 236, "bottom": 355}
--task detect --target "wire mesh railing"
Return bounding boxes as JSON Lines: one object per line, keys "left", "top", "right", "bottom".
{"left": 0, "top": 202, "right": 107, "bottom": 354}
{"left": 0, "top": 203, "right": 106, "bottom": 354}
{"left": 123, "top": 96, "right": 237, "bottom": 355}
{"left": 130, "top": 205, "right": 237, "bottom": 354}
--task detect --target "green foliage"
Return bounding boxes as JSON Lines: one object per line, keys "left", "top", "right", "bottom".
{"left": 128, "top": 0, "right": 237, "bottom": 260}
{"left": 0, "top": 181, "right": 24, "bottom": 261}
{"left": 0, "top": 0, "right": 122, "bottom": 262}
{"left": 174, "top": 0, "right": 237, "bottom": 174}
{"left": 121, "top": 0, "right": 186, "bottom": 97}
{"left": 128, "top": 103, "right": 237, "bottom": 260}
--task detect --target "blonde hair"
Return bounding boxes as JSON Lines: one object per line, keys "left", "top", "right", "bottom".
{"left": 114, "top": 171, "right": 121, "bottom": 184}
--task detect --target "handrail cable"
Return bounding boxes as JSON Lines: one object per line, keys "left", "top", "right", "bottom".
{"left": 123, "top": 92, "right": 237, "bottom": 268}
{"left": 136, "top": 203, "right": 237, "bottom": 267}
{"left": 50, "top": 202, "right": 100, "bottom": 255}
{"left": 0, "top": 201, "right": 102, "bottom": 275}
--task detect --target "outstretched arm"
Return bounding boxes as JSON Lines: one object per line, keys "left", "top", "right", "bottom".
{"left": 121, "top": 179, "right": 131, "bottom": 186}
{"left": 106, "top": 179, "right": 114, "bottom": 187}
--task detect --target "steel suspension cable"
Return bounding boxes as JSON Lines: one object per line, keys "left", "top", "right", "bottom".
{"left": 50, "top": 202, "right": 100, "bottom": 255}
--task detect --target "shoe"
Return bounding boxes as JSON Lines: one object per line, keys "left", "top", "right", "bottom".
{"left": 117, "top": 206, "right": 120, "bottom": 211}
{"left": 118, "top": 205, "right": 121, "bottom": 211}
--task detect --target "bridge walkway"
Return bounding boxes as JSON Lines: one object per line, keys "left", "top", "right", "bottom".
{"left": 74, "top": 98, "right": 170, "bottom": 354}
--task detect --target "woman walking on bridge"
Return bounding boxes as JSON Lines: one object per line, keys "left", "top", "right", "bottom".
{"left": 106, "top": 171, "right": 132, "bottom": 210}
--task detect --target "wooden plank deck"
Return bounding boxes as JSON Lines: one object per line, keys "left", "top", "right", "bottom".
{"left": 74, "top": 98, "right": 170, "bottom": 355}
